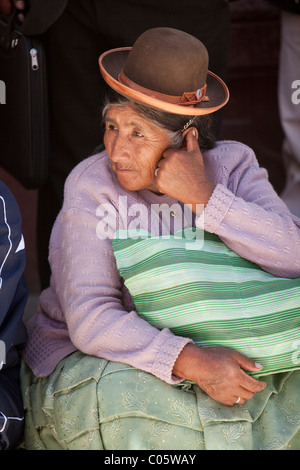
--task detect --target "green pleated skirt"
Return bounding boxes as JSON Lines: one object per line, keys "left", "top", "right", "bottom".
{"left": 20, "top": 352, "right": 300, "bottom": 450}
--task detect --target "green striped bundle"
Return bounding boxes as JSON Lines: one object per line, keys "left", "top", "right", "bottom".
{"left": 112, "top": 228, "right": 300, "bottom": 377}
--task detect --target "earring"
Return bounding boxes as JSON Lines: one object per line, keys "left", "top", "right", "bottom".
{"left": 181, "top": 118, "right": 195, "bottom": 132}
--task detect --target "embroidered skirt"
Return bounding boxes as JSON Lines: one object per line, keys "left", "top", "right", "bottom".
{"left": 20, "top": 351, "right": 300, "bottom": 450}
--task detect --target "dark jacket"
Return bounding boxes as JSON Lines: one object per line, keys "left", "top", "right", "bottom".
{"left": 18, "top": 0, "right": 68, "bottom": 36}
{"left": 0, "top": 181, "right": 27, "bottom": 370}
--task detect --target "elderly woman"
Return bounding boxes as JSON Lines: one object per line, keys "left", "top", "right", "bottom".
{"left": 21, "top": 28, "right": 300, "bottom": 450}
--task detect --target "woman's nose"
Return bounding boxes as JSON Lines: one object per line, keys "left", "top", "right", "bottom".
{"left": 109, "top": 134, "right": 129, "bottom": 162}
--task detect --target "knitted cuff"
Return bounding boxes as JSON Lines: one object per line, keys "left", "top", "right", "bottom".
{"left": 196, "top": 184, "right": 235, "bottom": 233}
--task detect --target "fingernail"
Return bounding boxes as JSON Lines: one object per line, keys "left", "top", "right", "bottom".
{"left": 192, "top": 129, "right": 196, "bottom": 137}
{"left": 255, "top": 363, "right": 263, "bottom": 369}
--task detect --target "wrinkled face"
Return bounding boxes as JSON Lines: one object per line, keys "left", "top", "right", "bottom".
{"left": 104, "top": 104, "right": 172, "bottom": 192}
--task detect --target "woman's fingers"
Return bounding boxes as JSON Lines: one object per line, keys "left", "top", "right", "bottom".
{"left": 173, "top": 344, "right": 267, "bottom": 407}
{"left": 205, "top": 351, "right": 266, "bottom": 406}
{"left": 234, "top": 384, "right": 261, "bottom": 404}
{"left": 234, "top": 353, "right": 267, "bottom": 394}
{"left": 154, "top": 129, "right": 215, "bottom": 209}
{"left": 238, "top": 369, "right": 266, "bottom": 392}
{"left": 236, "top": 351, "right": 264, "bottom": 374}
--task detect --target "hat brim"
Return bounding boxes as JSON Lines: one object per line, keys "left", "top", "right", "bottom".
{"left": 99, "top": 47, "right": 229, "bottom": 116}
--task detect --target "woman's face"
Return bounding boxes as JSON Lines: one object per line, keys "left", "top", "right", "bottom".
{"left": 104, "top": 104, "right": 172, "bottom": 192}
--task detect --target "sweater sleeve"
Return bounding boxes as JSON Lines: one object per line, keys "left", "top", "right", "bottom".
{"left": 197, "top": 143, "right": 300, "bottom": 278}
{"left": 56, "top": 198, "right": 191, "bottom": 385}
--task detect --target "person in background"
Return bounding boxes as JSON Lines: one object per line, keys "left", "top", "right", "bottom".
{"left": 267, "top": 0, "right": 300, "bottom": 217}
{"left": 0, "top": 180, "right": 27, "bottom": 450}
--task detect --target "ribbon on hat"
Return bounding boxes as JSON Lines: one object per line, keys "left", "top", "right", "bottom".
{"left": 118, "top": 71, "right": 209, "bottom": 106}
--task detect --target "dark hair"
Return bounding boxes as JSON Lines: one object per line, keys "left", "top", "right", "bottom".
{"left": 102, "top": 91, "right": 216, "bottom": 150}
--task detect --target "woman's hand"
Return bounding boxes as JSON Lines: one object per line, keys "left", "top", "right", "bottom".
{"left": 153, "top": 128, "right": 215, "bottom": 214}
{"left": 173, "top": 343, "right": 267, "bottom": 406}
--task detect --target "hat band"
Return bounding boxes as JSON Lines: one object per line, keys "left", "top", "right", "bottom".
{"left": 118, "top": 71, "right": 209, "bottom": 106}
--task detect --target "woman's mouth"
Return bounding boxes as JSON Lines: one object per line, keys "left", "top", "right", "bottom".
{"left": 115, "top": 167, "right": 134, "bottom": 173}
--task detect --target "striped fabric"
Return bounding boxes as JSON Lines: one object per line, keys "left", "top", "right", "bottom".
{"left": 112, "top": 228, "right": 300, "bottom": 377}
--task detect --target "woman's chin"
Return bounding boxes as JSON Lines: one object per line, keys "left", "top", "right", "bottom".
{"left": 117, "top": 176, "right": 141, "bottom": 192}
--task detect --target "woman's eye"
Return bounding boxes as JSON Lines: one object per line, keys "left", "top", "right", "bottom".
{"left": 134, "top": 131, "right": 144, "bottom": 138}
{"left": 106, "top": 124, "right": 117, "bottom": 132}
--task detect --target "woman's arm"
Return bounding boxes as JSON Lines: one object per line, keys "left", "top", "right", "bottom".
{"left": 154, "top": 131, "right": 300, "bottom": 278}
{"left": 200, "top": 143, "right": 300, "bottom": 278}
{"left": 56, "top": 203, "right": 191, "bottom": 385}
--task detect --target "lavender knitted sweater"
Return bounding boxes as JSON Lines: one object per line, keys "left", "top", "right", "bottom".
{"left": 23, "top": 141, "right": 300, "bottom": 381}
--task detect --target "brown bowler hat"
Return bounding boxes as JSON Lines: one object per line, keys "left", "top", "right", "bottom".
{"left": 99, "top": 27, "right": 229, "bottom": 116}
